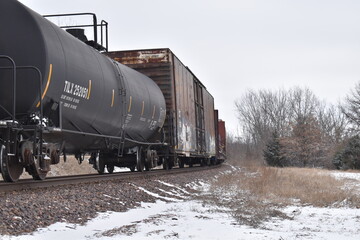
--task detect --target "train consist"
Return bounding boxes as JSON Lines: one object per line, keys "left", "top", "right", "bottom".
{"left": 0, "top": 0, "right": 226, "bottom": 182}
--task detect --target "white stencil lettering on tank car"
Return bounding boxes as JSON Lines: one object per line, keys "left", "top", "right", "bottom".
{"left": 63, "top": 80, "right": 90, "bottom": 100}
{"left": 123, "top": 114, "right": 133, "bottom": 128}
{"left": 149, "top": 120, "right": 158, "bottom": 131}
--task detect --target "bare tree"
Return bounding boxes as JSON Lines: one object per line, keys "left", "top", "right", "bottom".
{"left": 235, "top": 87, "right": 348, "bottom": 167}
{"left": 288, "top": 87, "right": 319, "bottom": 124}
{"left": 235, "top": 89, "right": 292, "bottom": 151}
{"left": 318, "top": 103, "right": 349, "bottom": 144}
{"left": 258, "top": 89, "right": 292, "bottom": 136}
{"left": 281, "top": 115, "right": 329, "bottom": 167}
{"left": 342, "top": 81, "right": 360, "bottom": 131}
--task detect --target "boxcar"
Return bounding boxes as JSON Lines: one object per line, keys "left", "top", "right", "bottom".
{"left": 107, "top": 49, "right": 225, "bottom": 167}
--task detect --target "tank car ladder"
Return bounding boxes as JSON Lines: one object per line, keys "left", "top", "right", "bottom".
{"left": 112, "top": 61, "right": 127, "bottom": 157}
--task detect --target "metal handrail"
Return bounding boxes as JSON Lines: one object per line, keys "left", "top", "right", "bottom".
{"left": 43, "top": 13, "right": 108, "bottom": 52}
{"left": 44, "top": 13, "right": 98, "bottom": 45}
{"left": 0, "top": 64, "right": 43, "bottom": 124}
{"left": 0, "top": 56, "right": 16, "bottom": 121}
{"left": 100, "top": 20, "right": 109, "bottom": 52}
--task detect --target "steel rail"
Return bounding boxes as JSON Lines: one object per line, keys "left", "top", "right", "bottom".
{"left": 0, "top": 165, "right": 221, "bottom": 193}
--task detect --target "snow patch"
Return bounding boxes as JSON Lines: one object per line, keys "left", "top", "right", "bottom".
{"left": 156, "top": 180, "right": 192, "bottom": 195}
{"left": 331, "top": 171, "right": 360, "bottom": 181}
{"left": 185, "top": 181, "right": 210, "bottom": 192}
{"left": 5, "top": 201, "right": 360, "bottom": 240}
{"left": 331, "top": 171, "right": 360, "bottom": 195}
{"left": 134, "top": 185, "right": 183, "bottom": 202}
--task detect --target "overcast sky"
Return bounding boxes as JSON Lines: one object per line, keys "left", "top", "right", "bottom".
{"left": 19, "top": 0, "right": 360, "bottom": 134}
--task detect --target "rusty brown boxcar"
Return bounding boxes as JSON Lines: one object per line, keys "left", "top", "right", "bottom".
{"left": 214, "top": 110, "right": 226, "bottom": 162}
{"left": 106, "top": 48, "right": 225, "bottom": 167}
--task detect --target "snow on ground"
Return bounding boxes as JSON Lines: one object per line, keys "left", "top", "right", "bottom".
{"left": 2, "top": 167, "right": 360, "bottom": 240}
{"left": 331, "top": 171, "right": 360, "bottom": 182}
{"left": 3, "top": 200, "right": 360, "bottom": 240}
{"left": 331, "top": 171, "right": 360, "bottom": 194}
{"left": 2, "top": 200, "right": 237, "bottom": 240}
{"left": 266, "top": 206, "right": 360, "bottom": 239}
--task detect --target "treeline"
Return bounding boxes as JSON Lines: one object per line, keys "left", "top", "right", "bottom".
{"left": 232, "top": 83, "right": 360, "bottom": 170}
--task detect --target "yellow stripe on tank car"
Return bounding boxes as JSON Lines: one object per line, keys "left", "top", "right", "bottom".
{"left": 152, "top": 105, "right": 156, "bottom": 119}
{"left": 128, "top": 96, "right": 132, "bottom": 112}
{"left": 111, "top": 89, "right": 115, "bottom": 107}
{"left": 36, "top": 63, "right": 53, "bottom": 108}
{"left": 141, "top": 101, "right": 145, "bottom": 116}
{"left": 87, "top": 80, "right": 92, "bottom": 99}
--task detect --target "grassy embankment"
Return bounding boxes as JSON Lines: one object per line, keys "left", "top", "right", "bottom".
{"left": 202, "top": 164, "right": 360, "bottom": 227}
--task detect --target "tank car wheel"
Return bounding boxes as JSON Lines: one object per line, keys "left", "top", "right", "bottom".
{"left": 27, "top": 156, "right": 48, "bottom": 180}
{"left": 145, "top": 150, "right": 154, "bottom": 171}
{"left": 95, "top": 154, "right": 105, "bottom": 174}
{"left": 162, "top": 158, "right": 168, "bottom": 170}
{"left": 0, "top": 145, "right": 23, "bottom": 182}
{"left": 162, "top": 158, "right": 173, "bottom": 170}
{"left": 136, "top": 154, "right": 145, "bottom": 172}
{"left": 107, "top": 164, "right": 114, "bottom": 174}
{"left": 179, "top": 158, "right": 185, "bottom": 168}
{"left": 136, "top": 150, "right": 145, "bottom": 172}
{"left": 136, "top": 161, "right": 144, "bottom": 172}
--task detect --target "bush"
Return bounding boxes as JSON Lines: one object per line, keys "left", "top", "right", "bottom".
{"left": 333, "top": 135, "right": 360, "bottom": 170}
{"left": 263, "top": 132, "right": 285, "bottom": 167}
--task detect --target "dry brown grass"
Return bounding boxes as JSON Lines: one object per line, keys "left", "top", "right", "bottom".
{"left": 216, "top": 166, "right": 359, "bottom": 207}
{"left": 202, "top": 165, "right": 360, "bottom": 227}
{"left": 246, "top": 167, "right": 355, "bottom": 206}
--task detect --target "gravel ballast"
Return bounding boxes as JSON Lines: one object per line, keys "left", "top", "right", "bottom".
{"left": 0, "top": 166, "right": 226, "bottom": 236}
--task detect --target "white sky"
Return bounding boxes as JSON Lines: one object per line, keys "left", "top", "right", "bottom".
{"left": 18, "top": 0, "right": 360, "bottom": 134}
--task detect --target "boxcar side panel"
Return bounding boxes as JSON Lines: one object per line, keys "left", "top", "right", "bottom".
{"left": 173, "top": 56, "right": 196, "bottom": 155}
{"left": 203, "top": 89, "right": 216, "bottom": 156}
{"left": 218, "top": 119, "right": 227, "bottom": 160}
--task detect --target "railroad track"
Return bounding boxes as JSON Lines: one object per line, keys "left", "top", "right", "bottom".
{"left": 0, "top": 165, "right": 221, "bottom": 193}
